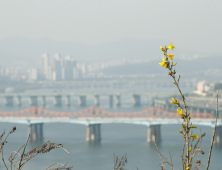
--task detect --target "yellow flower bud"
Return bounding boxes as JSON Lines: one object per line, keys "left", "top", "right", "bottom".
{"left": 159, "top": 58, "right": 168, "bottom": 68}
{"left": 178, "top": 129, "right": 183, "bottom": 134}
{"left": 177, "top": 109, "right": 183, "bottom": 115}
{"left": 192, "top": 135, "right": 198, "bottom": 140}
{"left": 167, "top": 43, "right": 175, "bottom": 51}
{"left": 168, "top": 54, "right": 174, "bottom": 60}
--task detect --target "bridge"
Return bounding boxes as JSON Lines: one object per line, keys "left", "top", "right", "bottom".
{"left": 0, "top": 106, "right": 221, "bottom": 144}
{"left": 0, "top": 93, "right": 178, "bottom": 107}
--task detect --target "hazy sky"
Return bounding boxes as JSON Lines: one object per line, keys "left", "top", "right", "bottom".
{"left": 0, "top": 0, "right": 222, "bottom": 54}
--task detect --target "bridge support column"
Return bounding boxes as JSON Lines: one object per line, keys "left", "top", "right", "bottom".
{"left": 145, "top": 96, "right": 149, "bottom": 106}
{"left": 86, "top": 124, "right": 101, "bottom": 142}
{"left": 66, "top": 95, "right": 71, "bottom": 106}
{"left": 189, "top": 107, "right": 193, "bottom": 114}
{"left": 215, "top": 126, "right": 222, "bottom": 144}
{"left": 114, "top": 95, "right": 121, "bottom": 107}
{"left": 219, "top": 111, "right": 222, "bottom": 119}
{"left": 28, "top": 124, "right": 33, "bottom": 140}
{"left": 29, "top": 96, "right": 38, "bottom": 106}
{"left": 95, "top": 124, "right": 101, "bottom": 141}
{"left": 78, "top": 96, "right": 86, "bottom": 107}
{"left": 54, "top": 95, "right": 62, "bottom": 106}
{"left": 94, "top": 95, "right": 100, "bottom": 107}
{"left": 147, "top": 125, "right": 161, "bottom": 143}
{"left": 41, "top": 96, "right": 46, "bottom": 106}
{"left": 4, "top": 96, "right": 14, "bottom": 106}
{"left": 211, "top": 110, "right": 215, "bottom": 117}
{"left": 38, "top": 123, "right": 43, "bottom": 141}
{"left": 151, "top": 98, "right": 155, "bottom": 107}
{"left": 133, "top": 94, "right": 141, "bottom": 107}
{"left": 109, "top": 95, "right": 113, "bottom": 108}
{"left": 28, "top": 123, "right": 44, "bottom": 141}
{"left": 16, "top": 96, "right": 22, "bottom": 106}
{"left": 165, "top": 104, "right": 169, "bottom": 111}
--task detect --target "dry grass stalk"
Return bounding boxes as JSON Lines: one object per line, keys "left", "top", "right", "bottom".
{"left": 153, "top": 127, "right": 165, "bottom": 170}
{"left": 0, "top": 126, "right": 72, "bottom": 170}
{"left": 113, "top": 153, "right": 128, "bottom": 170}
{"left": 45, "top": 162, "right": 73, "bottom": 170}
{"left": 154, "top": 127, "right": 174, "bottom": 170}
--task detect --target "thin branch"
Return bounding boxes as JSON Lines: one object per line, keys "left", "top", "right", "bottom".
{"left": 45, "top": 162, "right": 67, "bottom": 170}
{"left": 17, "top": 134, "right": 30, "bottom": 170}
{"left": 1, "top": 142, "right": 8, "bottom": 170}
{"left": 206, "top": 91, "right": 219, "bottom": 170}
{"left": 154, "top": 127, "right": 165, "bottom": 170}
{"left": 181, "top": 139, "right": 186, "bottom": 170}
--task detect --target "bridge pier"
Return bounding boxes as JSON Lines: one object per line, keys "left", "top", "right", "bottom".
{"left": 215, "top": 126, "right": 222, "bottom": 144}
{"left": 114, "top": 95, "right": 121, "bottom": 107}
{"left": 147, "top": 125, "right": 161, "bottom": 143}
{"left": 94, "top": 95, "right": 100, "bottom": 107}
{"left": 4, "top": 96, "right": 14, "bottom": 106}
{"left": 29, "top": 96, "right": 38, "bottom": 106}
{"left": 28, "top": 123, "right": 43, "bottom": 141}
{"left": 133, "top": 94, "right": 141, "bottom": 107}
{"left": 16, "top": 96, "right": 22, "bottom": 106}
{"left": 78, "top": 96, "right": 86, "bottom": 107}
{"left": 66, "top": 95, "right": 71, "bottom": 106}
{"left": 109, "top": 95, "right": 113, "bottom": 108}
{"left": 86, "top": 124, "right": 101, "bottom": 142}
{"left": 41, "top": 96, "right": 46, "bottom": 106}
{"left": 54, "top": 95, "right": 62, "bottom": 106}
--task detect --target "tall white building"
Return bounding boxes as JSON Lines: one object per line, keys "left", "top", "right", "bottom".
{"left": 28, "top": 68, "right": 38, "bottom": 80}
{"left": 53, "top": 53, "right": 63, "bottom": 81}
{"left": 63, "top": 55, "right": 76, "bottom": 80}
{"left": 42, "top": 54, "right": 51, "bottom": 80}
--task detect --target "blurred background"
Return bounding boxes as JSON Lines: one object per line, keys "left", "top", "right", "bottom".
{"left": 0, "top": 0, "right": 222, "bottom": 170}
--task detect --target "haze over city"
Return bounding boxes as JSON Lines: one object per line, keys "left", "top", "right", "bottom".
{"left": 0, "top": 1, "right": 222, "bottom": 170}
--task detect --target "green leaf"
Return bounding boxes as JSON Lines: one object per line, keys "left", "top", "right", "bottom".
{"left": 188, "top": 116, "right": 191, "bottom": 121}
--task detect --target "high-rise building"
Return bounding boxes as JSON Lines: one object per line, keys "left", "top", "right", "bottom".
{"left": 42, "top": 54, "right": 50, "bottom": 80}
{"left": 28, "top": 68, "right": 38, "bottom": 80}
{"left": 53, "top": 53, "right": 63, "bottom": 81}
{"left": 63, "top": 55, "right": 76, "bottom": 81}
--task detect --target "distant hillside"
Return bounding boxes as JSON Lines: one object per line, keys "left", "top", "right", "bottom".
{"left": 98, "top": 57, "right": 222, "bottom": 79}
{"left": 0, "top": 36, "right": 204, "bottom": 67}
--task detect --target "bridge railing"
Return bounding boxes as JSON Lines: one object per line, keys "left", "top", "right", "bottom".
{"left": 0, "top": 106, "right": 215, "bottom": 119}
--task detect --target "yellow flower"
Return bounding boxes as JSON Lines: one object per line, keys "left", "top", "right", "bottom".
{"left": 189, "top": 147, "right": 192, "bottom": 152}
{"left": 159, "top": 58, "right": 168, "bottom": 68}
{"left": 173, "top": 62, "right": 177, "bottom": 66}
{"left": 192, "top": 135, "right": 198, "bottom": 140}
{"left": 186, "top": 167, "right": 190, "bottom": 170}
{"left": 171, "top": 98, "right": 179, "bottom": 105}
{"left": 182, "top": 123, "right": 186, "bottom": 128}
{"left": 160, "top": 46, "right": 164, "bottom": 51}
{"left": 160, "top": 46, "right": 165, "bottom": 54}
{"left": 178, "top": 129, "right": 183, "bottom": 134}
{"left": 168, "top": 54, "right": 174, "bottom": 60}
{"left": 167, "top": 43, "right": 175, "bottom": 50}
{"left": 177, "top": 109, "right": 183, "bottom": 115}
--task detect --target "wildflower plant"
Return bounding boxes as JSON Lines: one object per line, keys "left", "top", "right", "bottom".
{"left": 158, "top": 43, "right": 206, "bottom": 170}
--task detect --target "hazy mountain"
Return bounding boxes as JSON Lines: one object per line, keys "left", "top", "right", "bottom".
{"left": 0, "top": 36, "right": 204, "bottom": 67}
{"left": 98, "top": 57, "right": 222, "bottom": 79}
